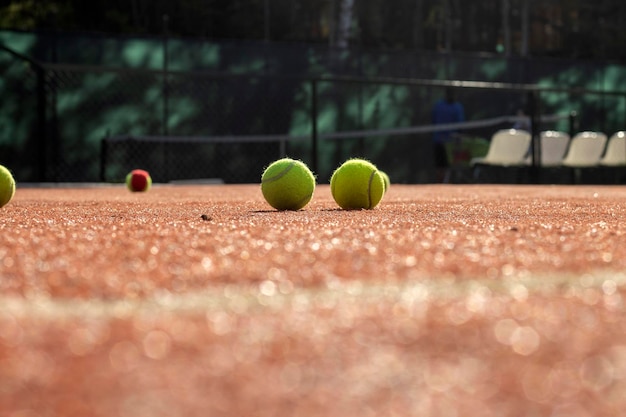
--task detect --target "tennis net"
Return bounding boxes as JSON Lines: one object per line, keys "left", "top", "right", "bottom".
{"left": 100, "top": 112, "right": 574, "bottom": 184}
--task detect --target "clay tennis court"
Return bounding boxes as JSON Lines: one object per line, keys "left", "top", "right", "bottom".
{"left": 2, "top": 183, "right": 626, "bottom": 417}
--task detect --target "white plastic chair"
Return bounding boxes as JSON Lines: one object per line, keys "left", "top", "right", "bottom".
{"left": 599, "top": 131, "right": 626, "bottom": 166}
{"left": 470, "top": 129, "right": 532, "bottom": 167}
{"left": 560, "top": 131, "right": 608, "bottom": 167}
{"left": 525, "top": 130, "right": 570, "bottom": 167}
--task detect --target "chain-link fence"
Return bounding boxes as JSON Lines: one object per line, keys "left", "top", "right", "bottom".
{"left": 3, "top": 33, "right": 626, "bottom": 183}
{"left": 81, "top": 66, "right": 524, "bottom": 184}
{"left": 0, "top": 45, "right": 45, "bottom": 180}
{"left": 47, "top": 66, "right": 308, "bottom": 183}
{"left": 42, "top": 63, "right": 626, "bottom": 184}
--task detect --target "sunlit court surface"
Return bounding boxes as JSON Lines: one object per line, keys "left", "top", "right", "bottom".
{"left": 2, "top": 183, "right": 626, "bottom": 417}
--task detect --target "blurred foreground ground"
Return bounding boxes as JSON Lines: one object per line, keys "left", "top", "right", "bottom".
{"left": 1, "top": 184, "right": 626, "bottom": 417}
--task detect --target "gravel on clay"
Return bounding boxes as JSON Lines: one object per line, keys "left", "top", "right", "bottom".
{"left": 1, "top": 184, "right": 626, "bottom": 417}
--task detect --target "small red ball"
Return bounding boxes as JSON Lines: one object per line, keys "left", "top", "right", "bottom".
{"left": 126, "top": 169, "right": 152, "bottom": 192}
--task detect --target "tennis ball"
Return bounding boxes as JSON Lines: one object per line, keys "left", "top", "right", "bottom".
{"left": 330, "top": 158, "right": 385, "bottom": 210}
{"left": 380, "top": 171, "right": 391, "bottom": 193}
{"left": 261, "top": 158, "right": 315, "bottom": 210}
{"left": 126, "top": 169, "right": 152, "bottom": 192}
{"left": 0, "top": 165, "right": 16, "bottom": 208}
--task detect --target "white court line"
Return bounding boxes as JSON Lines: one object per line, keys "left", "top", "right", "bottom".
{"left": 2, "top": 270, "right": 625, "bottom": 320}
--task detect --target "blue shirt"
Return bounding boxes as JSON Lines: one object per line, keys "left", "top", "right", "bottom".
{"left": 432, "top": 99, "right": 465, "bottom": 144}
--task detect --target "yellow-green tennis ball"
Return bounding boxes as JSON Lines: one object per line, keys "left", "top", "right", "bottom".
{"left": 0, "top": 165, "right": 16, "bottom": 208}
{"left": 261, "top": 158, "right": 315, "bottom": 210}
{"left": 330, "top": 158, "right": 385, "bottom": 210}
{"left": 126, "top": 169, "right": 152, "bottom": 192}
{"left": 380, "top": 171, "right": 391, "bottom": 193}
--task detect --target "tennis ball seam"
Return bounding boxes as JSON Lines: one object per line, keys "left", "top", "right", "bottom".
{"left": 367, "top": 169, "right": 377, "bottom": 209}
{"left": 261, "top": 161, "right": 295, "bottom": 184}
{"left": 292, "top": 191, "right": 314, "bottom": 209}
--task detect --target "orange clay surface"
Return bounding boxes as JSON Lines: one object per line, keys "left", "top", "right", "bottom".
{"left": 2, "top": 184, "right": 626, "bottom": 417}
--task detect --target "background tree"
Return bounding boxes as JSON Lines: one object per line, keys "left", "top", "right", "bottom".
{"left": 2, "top": 0, "right": 626, "bottom": 60}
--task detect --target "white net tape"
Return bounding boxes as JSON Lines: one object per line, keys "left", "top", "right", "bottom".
{"left": 104, "top": 113, "right": 569, "bottom": 144}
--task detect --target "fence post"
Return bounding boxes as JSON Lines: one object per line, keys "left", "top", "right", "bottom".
{"left": 100, "top": 136, "right": 108, "bottom": 182}
{"left": 162, "top": 14, "right": 170, "bottom": 137}
{"left": 35, "top": 65, "right": 47, "bottom": 181}
{"left": 311, "top": 79, "right": 318, "bottom": 177}
{"left": 162, "top": 14, "right": 170, "bottom": 182}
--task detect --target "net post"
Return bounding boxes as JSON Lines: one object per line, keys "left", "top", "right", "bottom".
{"left": 623, "top": 96, "right": 626, "bottom": 184}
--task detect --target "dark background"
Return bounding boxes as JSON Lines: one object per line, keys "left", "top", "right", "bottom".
{"left": 1, "top": 1, "right": 625, "bottom": 184}
{"left": 3, "top": 1, "right": 626, "bottom": 60}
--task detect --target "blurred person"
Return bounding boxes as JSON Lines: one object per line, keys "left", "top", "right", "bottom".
{"left": 512, "top": 108, "right": 531, "bottom": 131}
{"left": 431, "top": 87, "right": 465, "bottom": 182}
